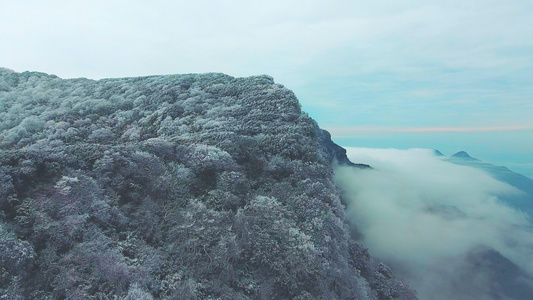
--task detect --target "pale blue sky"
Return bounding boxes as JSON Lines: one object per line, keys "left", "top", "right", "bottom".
{"left": 1, "top": 0, "right": 532, "bottom": 176}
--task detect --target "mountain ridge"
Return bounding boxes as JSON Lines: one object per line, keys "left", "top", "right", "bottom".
{"left": 445, "top": 151, "right": 533, "bottom": 219}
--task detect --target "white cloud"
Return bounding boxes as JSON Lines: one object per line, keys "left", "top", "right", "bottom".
{"left": 335, "top": 147, "right": 533, "bottom": 299}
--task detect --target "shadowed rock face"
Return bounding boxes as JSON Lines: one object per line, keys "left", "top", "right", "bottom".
{"left": 319, "top": 129, "right": 371, "bottom": 169}
{"left": 0, "top": 68, "right": 415, "bottom": 299}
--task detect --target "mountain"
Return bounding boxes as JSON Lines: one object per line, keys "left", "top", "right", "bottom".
{"left": 446, "top": 151, "right": 533, "bottom": 217}
{"left": 450, "top": 151, "right": 479, "bottom": 161}
{"left": 443, "top": 151, "right": 533, "bottom": 299}
{"left": 0, "top": 68, "right": 415, "bottom": 299}
{"left": 433, "top": 149, "right": 445, "bottom": 157}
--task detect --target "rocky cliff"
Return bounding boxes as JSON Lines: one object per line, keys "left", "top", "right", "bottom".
{"left": 0, "top": 68, "right": 415, "bottom": 299}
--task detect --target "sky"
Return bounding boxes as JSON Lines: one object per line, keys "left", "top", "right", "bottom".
{"left": 1, "top": 0, "right": 532, "bottom": 176}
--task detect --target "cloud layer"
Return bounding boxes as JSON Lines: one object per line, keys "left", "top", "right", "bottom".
{"left": 335, "top": 147, "right": 533, "bottom": 299}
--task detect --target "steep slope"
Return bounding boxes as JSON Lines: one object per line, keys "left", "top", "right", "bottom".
{"left": 0, "top": 68, "right": 415, "bottom": 299}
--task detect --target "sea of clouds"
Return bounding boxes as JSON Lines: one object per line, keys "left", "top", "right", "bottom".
{"left": 335, "top": 148, "right": 533, "bottom": 300}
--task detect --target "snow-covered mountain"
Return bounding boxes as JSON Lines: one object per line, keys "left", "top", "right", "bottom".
{"left": 0, "top": 68, "right": 415, "bottom": 299}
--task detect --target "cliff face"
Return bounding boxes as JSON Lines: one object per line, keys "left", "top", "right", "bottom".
{"left": 0, "top": 68, "right": 415, "bottom": 299}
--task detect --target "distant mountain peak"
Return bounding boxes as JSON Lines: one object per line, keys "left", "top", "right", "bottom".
{"left": 451, "top": 151, "right": 478, "bottom": 160}
{"left": 433, "top": 149, "right": 445, "bottom": 156}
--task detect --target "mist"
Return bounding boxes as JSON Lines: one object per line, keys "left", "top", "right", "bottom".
{"left": 335, "top": 147, "right": 533, "bottom": 300}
